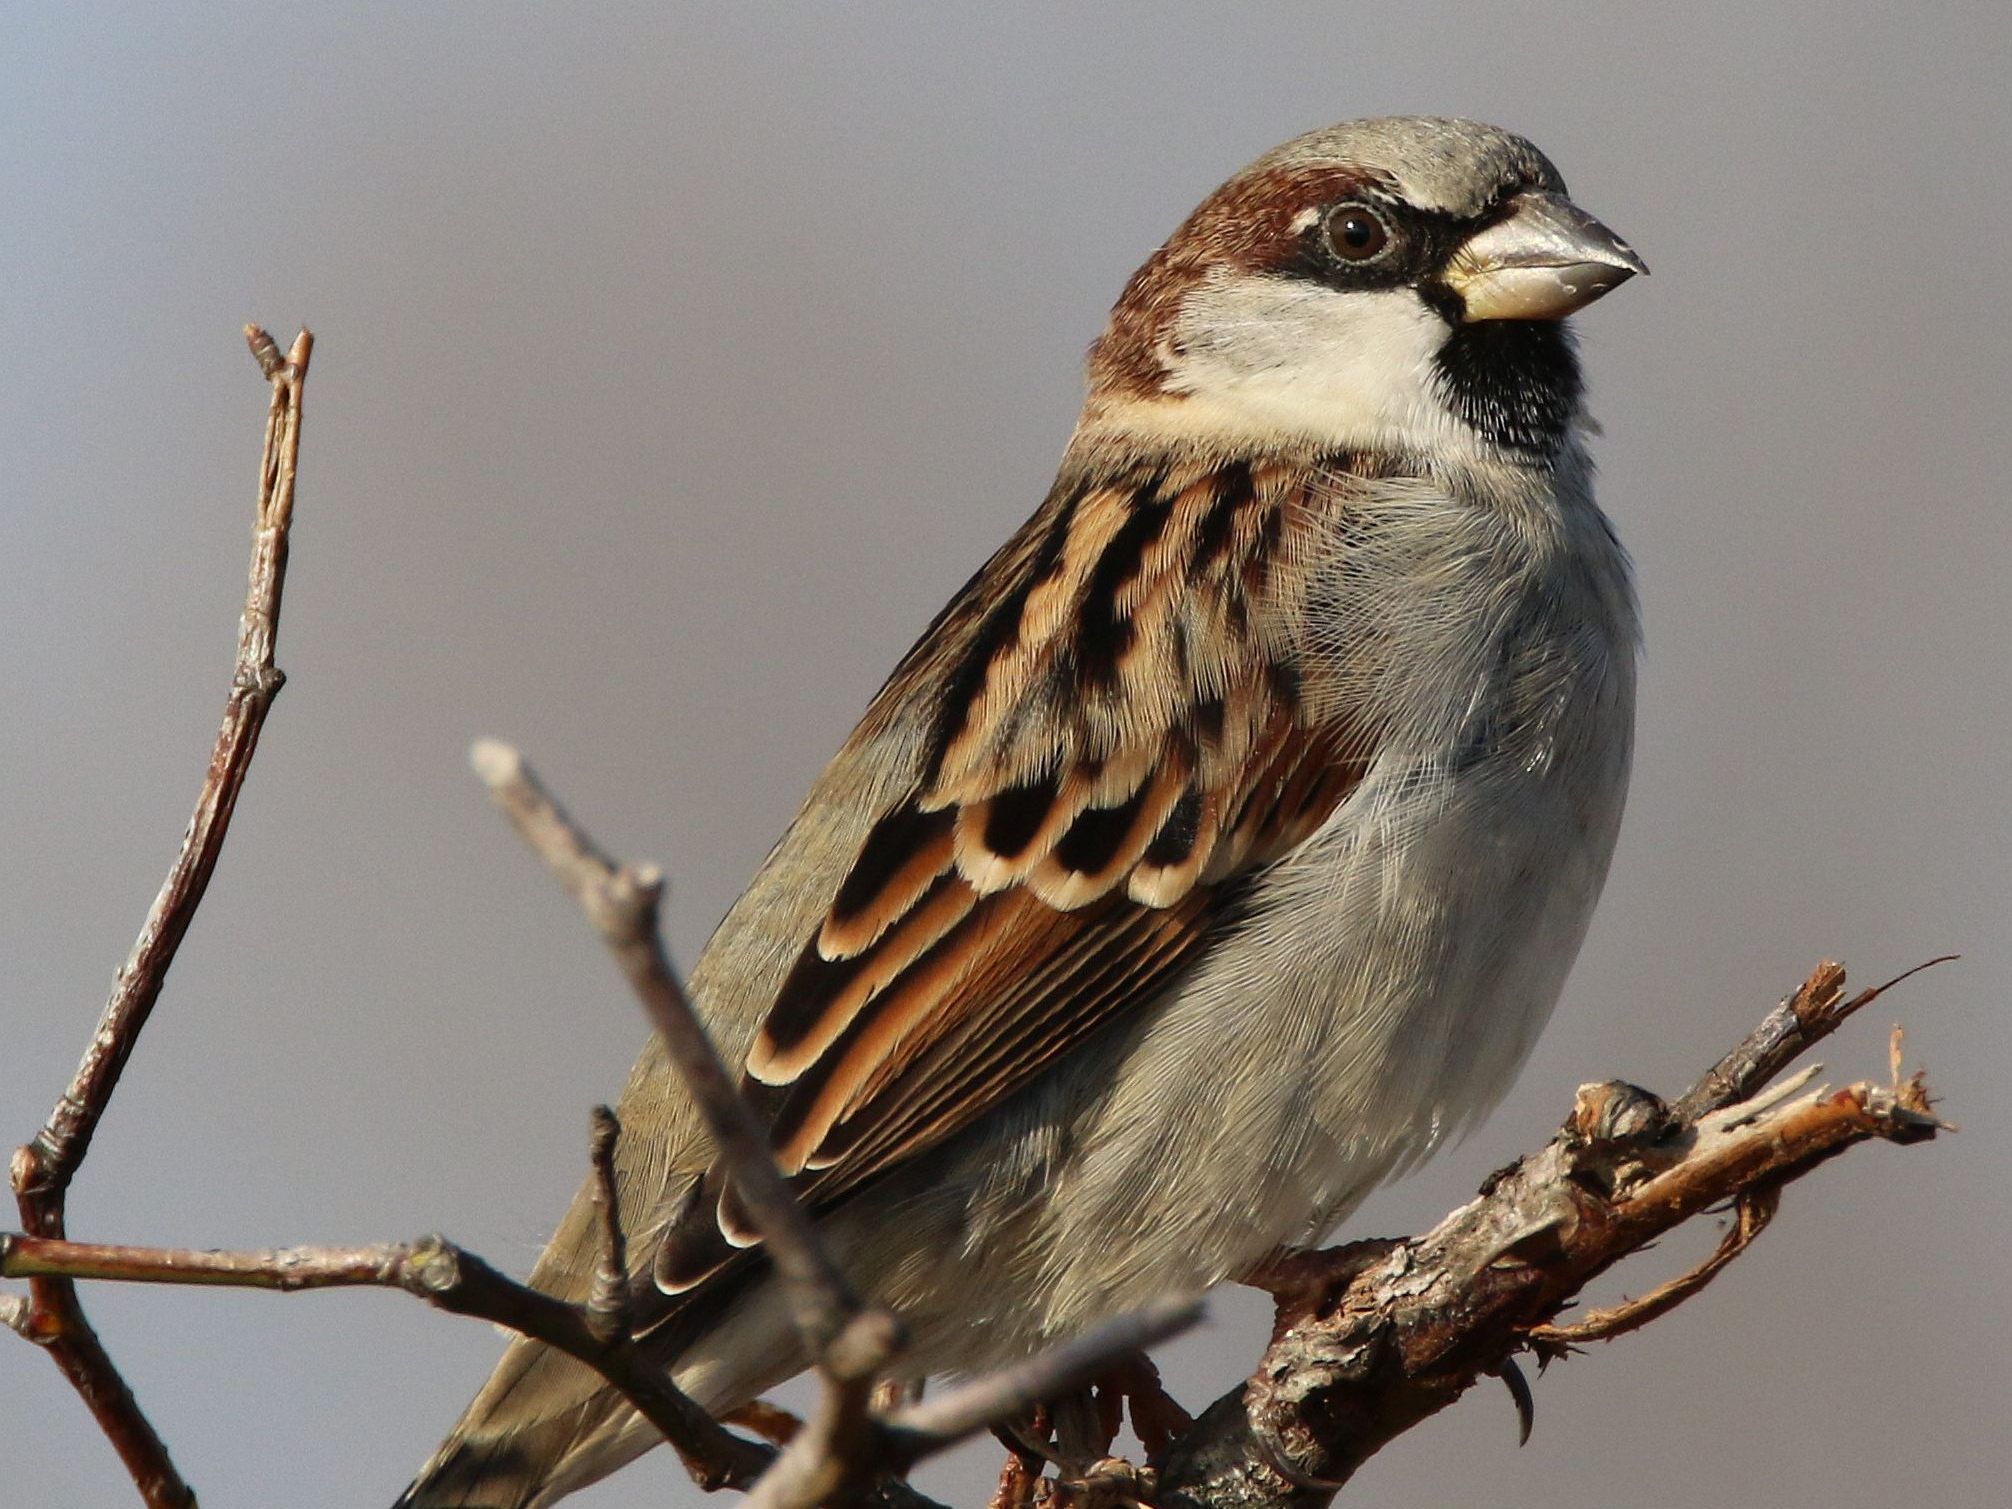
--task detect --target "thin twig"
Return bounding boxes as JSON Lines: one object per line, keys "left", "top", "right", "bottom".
{"left": 585, "top": 1106, "right": 632, "bottom": 1343}
{"left": 1528, "top": 1185, "right": 1780, "bottom": 1347}
{"left": 740, "top": 1311, "right": 904, "bottom": 1509}
{"left": 18, "top": 326, "right": 308, "bottom": 1196}
{"left": 0, "top": 1229, "right": 774, "bottom": 1491}
{"left": 889, "top": 1297, "right": 1202, "bottom": 1458}
{"left": 470, "top": 739, "right": 874, "bottom": 1358}
{"left": 5, "top": 326, "right": 312, "bottom": 1509}
{"left": 726, "top": 1400, "right": 806, "bottom": 1447}
{"left": 1673, "top": 955, "right": 1954, "bottom": 1122}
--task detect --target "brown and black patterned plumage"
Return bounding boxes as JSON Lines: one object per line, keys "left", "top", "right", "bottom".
{"left": 401, "top": 116, "right": 1645, "bottom": 1509}
{"left": 653, "top": 456, "right": 1378, "bottom": 1294}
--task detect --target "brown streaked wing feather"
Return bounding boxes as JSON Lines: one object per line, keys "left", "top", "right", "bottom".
{"left": 655, "top": 454, "right": 1377, "bottom": 1302}
{"left": 805, "top": 892, "right": 1213, "bottom": 1183}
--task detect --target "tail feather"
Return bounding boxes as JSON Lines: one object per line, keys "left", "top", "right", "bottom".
{"left": 395, "top": 1331, "right": 655, "bottom": 1509}
{"left": 398, "top": 1023, "right": 814, "bottom": 1509}
{"left": 396, "top": 1175, "right": 652, "bottom": 1509}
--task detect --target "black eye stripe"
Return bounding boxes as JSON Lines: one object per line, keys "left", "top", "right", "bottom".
{"left": 1277, "top": 198, "right": 1492, "bottom": 300}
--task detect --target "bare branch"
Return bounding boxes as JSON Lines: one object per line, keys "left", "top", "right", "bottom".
{"left": 1153, "top": 967, "right": 1944, "bottom": 1509}
{"left": 1527, "top": 1184, "right": 1779, "bottom": 1347}
{"left": 1, "top": 347, "right": 793, "bottom": 1506}
{"left": 0, "top": 1228, "right": 774, "bottom": 1492}
{"left": 18, "top": 327, "right": 308, "bottom": 1200}
{"left": 888, "top": 1297, "right": 1202, "bottom": 1459}
{"left": 740, "top": 1311, "right": 904, "bottom": 1509}
{"left": 2, "top": 1216, "right": 1198, "bottom": 1507}
{"left": 6, "top": 1235, "right": 427, "bottom": 1289}
{"left": 8, "top": 943, "right": 1942, "bottom": 1508}
{"left": 5, "top": 326, "right": 312, "bottom": 1509}
{"left": 469, "top": 738, "right": 874, "bottom": 1357}
{"left": 585, "top": 1106, "right": 632, "bottom": 1344}
{"left": 1673, "top": 954, "right": 1953, "bottom": 1122}
{"left": 466, "top": 744, "right": 1222, "bottom": 1507}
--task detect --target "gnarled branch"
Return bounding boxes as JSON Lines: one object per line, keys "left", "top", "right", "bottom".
{"left": 1151, "top": 960, "right": 1946, "bottom": 1509}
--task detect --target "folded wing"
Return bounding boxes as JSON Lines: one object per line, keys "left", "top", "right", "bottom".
{"left": 654, "top": 456, "right": 1374, "bottom": 1294}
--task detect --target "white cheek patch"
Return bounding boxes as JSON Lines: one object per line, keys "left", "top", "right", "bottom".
{"left": 1156, "top": 272, "right": 1478, "bottom": 456}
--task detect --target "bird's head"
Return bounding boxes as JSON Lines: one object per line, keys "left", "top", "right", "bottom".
{"left": 1079, "top": 116, "right": 1645, "bottom": 464}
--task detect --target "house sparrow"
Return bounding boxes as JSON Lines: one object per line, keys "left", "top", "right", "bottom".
{"left": 400, "top": 115, "right": 1644, "bottom": 1507}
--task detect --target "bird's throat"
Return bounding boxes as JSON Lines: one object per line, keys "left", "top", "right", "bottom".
{"left": 1431, "top": 319, "right": 1584, "bottom": 458}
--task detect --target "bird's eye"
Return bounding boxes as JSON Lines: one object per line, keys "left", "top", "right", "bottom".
{"left": 1324, "top": 203, "right": 1390, "bottom": 262}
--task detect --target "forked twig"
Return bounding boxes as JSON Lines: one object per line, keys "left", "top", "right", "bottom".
{"left": 469, "top": 738, "right": 874, "bottom": 1358}
{"left": 1527, "top": 1184, "right": 1780, "bottom": 1347}
{"left": 1673, "top": 955, "right": 1954, "bottom": 1123}
{"left": 468, "top": 741, "right": 1203, "bottom": 1509}
{"left": 1153, "top": 962, "right": 1946, "bottom": 1509}
{"left": 5, "top": 327, "right": 312, "bottom": 1509}
{"left": 0, "top": 1167, "right": 774, "bottom": 1492}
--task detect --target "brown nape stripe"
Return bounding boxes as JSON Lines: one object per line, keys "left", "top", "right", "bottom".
{"left": 1082, "top": 162, "right": 1389, "bottom": 401}
{"left": 1075, "top": 472, "right": 1170, "bottom": 691}
{"left": 982, "top": 772, "right": 1061, "bottom": 859}
{"left": 828, "top": 803, "right": 953, "bottom": 933}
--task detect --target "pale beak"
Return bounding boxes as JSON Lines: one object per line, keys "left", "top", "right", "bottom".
{"left": 1443, "top": 191, "right": 1647, "bottom": 322}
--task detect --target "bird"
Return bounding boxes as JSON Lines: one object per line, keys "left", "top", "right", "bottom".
{"left": 398, "top": 115, "right": 1645, "bottom": 1507}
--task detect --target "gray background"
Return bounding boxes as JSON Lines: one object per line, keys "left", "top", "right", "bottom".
{"left": 4, "top": 3, "right": 2007, "bottom": 1505}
